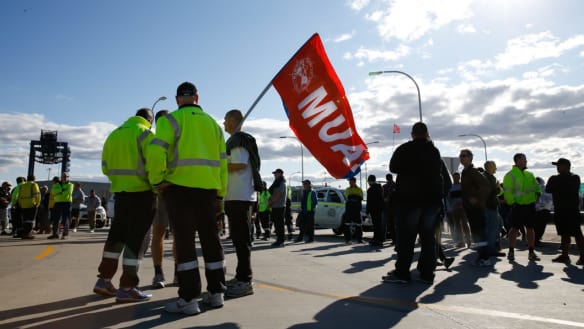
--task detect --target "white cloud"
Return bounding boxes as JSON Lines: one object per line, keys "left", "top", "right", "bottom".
{"left": 349, "top": 0, "right": 370, "bottom": 11}
{"left": 332, "top": 31, "right": 356, "bottom": 43}
{"left": 368, "top": 0, "right": 473, "bottom": 42}
{"left": 525, "top": 23, "right": 534, "bottom": 29}
{"left": 344, "top": 45, "right": 411, "bottom": 62}
{"left": 457, "top": 23, "right": 476, "bottom": 34}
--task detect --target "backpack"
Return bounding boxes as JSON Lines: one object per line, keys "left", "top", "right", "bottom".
{"left": 226, "top": 132, "right": 263, "bottom": 192}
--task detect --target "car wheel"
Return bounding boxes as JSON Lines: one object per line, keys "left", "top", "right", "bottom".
{"left": 95, "top": 219, "right": 105, "bottom": 229}
{"left": 332, "top": 227, "right": 342, "bottom": 235}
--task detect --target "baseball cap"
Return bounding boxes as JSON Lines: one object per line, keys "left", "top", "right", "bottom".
{"left": 272, "top": 168, "right": 284, "bottom": 174}
{"left": 302, "top": 179, "right": 311, "bottom": 184}
{"left": 552, "top": 158, "right": 571, "bottom": 166}
{"left": 176, "top": 82, "right": 198, "bottom": 97}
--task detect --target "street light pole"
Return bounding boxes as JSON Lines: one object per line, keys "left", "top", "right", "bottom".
{"left": 458, "top": 134, "right": 487, "bottom": 161}
{"left": 279, "top": 136, "right": 304, "bottom": 181}
{"left": 369, "top": 70, "right": 423, "bottom": 122}
{"left": 151, "top": 96, "right": 167, "bottom": 113}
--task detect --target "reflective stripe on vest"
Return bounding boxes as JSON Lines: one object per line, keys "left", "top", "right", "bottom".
{"left": 103, "top": 130, "right": 150, "bottom": 179}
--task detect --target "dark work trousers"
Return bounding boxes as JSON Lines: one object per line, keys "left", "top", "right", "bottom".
{"left": 343, "top": 200, "right": 363, "bottom": 242}
{"left": 394, "top": 203, "right": 440, "bottom": 281}
{"left": 20, "top": 207, "right": 37, "bottom": 237}
{"left": 253, "top": 214, "right": 262, "bottom": 238}
{"left": 285, "top": 199, "right": 293, "bottom": 235}
{"left": 224, "top": 200, "right": 253, "bottom": 283}
{"left": 163, "top": 185, "right": 226, "bottom": 302}
{"left": 271, "top": 207, "right": 286, "bottom": 243}
{"left": 465, "top": 207, "right": 489, "bottom": 260}
{"left": 296, "top": 211, "right": 315, "bottom": 241}
{"left": 52, "top": 202, "right": 71, "bottom": 237}
{"left": 370, "top": 208, "right": 384, "bottom": 243}
{"left": 11, "top": 207, "right": 22, "bottom": 237}
{"left": 97, "top": 191, "right": 155, "bottom": 288}
{"left": 258, "top": 210, "right": 271, "bottom": 238}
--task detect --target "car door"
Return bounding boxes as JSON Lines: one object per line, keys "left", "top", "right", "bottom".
{"left": 314, "top": 188, "right": 342, "bottom": 228}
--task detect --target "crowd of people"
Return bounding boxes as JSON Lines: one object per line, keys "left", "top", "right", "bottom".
{"left": 2, "top": 85, "right": 583, "bottom": 317}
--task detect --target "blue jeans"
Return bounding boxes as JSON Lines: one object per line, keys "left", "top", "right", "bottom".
{"left": 394, "top": 203, "right": 441, "bottom": 280}
{"left": 52, "top": 202, "right": 71, "bottom": 236}
{"left": 485, "top": 208, "right": 502, "bottom": 255}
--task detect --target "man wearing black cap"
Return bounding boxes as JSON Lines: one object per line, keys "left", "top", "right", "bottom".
{"left": 383, "top": 122, "right": 444, "bottom": 284}
{"left": 0, "top": 181, "right": 12, "bottom": 235}
{"left": 148, "top": 81, "right": 227, "bottom": 315}
{"left": 295, "top": 179, "right": 318, "bottom": 243}
{"left": 546, "top": 158, "right": 584, "bottom": 265}
{"left": 268, "top": 169, "right": 287, "bottom": 247}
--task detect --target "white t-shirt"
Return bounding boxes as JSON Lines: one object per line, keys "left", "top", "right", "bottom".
{"left": 225, "top": 146, "right": 257, "bottom": 202}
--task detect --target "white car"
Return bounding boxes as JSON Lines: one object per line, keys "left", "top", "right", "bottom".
{"left": 79, "top": 204, "right": 108, "bottom": 228}
{"left": 311, "top": 187, "right": 372, "bottom": 234}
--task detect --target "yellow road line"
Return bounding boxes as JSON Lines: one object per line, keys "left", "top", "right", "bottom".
{"left": 34, "top": 246, "right": 54, "bottom": 260}
{"left": 257, "top": 283, "right": 584, "bottom": 327}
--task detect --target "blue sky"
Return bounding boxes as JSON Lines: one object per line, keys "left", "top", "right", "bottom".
{"left": 2, "top": 0, "right": 584, "bottom": 189}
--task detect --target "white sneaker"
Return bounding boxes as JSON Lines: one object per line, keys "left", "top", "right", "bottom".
{"left": 201, "top": 291, "right": 224, "bottom": 308}
{"left": 165, "top": 298, "right": 201, "bottom": 315}
{"left": 73, "top": 228, "right": 77, "bottom": 233}
{"left": 90, "top": 229, "right": 95, "bottom": 233}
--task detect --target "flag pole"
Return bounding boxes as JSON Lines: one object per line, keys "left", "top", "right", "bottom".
{"left": 236, "top": 33, "right": 319, "bottom": 131}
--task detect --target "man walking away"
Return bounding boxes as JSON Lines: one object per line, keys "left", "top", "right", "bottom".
{"left": 383, "top": 122, "right": 444, "bottom": 285}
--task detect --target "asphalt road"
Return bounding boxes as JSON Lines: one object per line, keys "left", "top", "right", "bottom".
{"left": 1, "top": 224, "right": 583, "bottom": 329}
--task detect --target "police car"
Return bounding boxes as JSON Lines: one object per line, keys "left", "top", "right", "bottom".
{"left": 293, "top": 186, "right": 372, "bottom": 235}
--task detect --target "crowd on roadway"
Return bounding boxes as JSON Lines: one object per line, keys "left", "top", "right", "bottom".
{"left": 0, "top": 176, "right": 105, "bottom": 240}
{"left": 3, "top": 85, "right": 583, "bottom": 317}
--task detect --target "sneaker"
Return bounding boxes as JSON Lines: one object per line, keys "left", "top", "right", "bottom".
{"left": 93, "top": 278, "right": 117, "bottom": 297}
{"left": 507, "top": 250, "right": 515, "bottom": 261}
{"left": 47, "top": 234, "right": 59, "bottom": 239}
{"left": 115, "top": 288, "right": 152, "bottom": 303}
{"left": 89, "top": 229, "right": 95, "bottom": 233}
{"left": 270, "top": 241, "right": 284, "bottom": 248}
{"left": 443, "top": 257, "right": 455, "bottom": 270}
{"left": 61, "top": 235, "right": 68, "bottom": 240}
{"left": 225, "top": 281, "right": 254, "bottom": 298}
{"left": 73, "top": 228, "right": 77, "bottom": 233}
{"left": 225, "top": 277, "right": 239, "bottom": 287}
{"left": 294, "top": 237, "right": 303, "bottom": 243}
{"left": 165, "top": 298, "right": 201, "bottom": 315}
{"left": 528, "top": 252, "right": 541, "bottom": 261}
{"left": 381, "top": 271, "right": 409, "bottom": 284}
{"left": 305, "top": 239, "right": 314, "bottom": 243}
{"left": 552, "top": 255, "right": 571, "bottom": 264}
{"left": 152, "top": 274, "right": 166, "bottom": 289}
{"left": 201, "top": 291, "right": 224, "bottom": 308}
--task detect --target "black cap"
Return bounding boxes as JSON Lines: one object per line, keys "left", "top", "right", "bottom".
{"left": 272, "top": 168, "right": 284, "bottom": 174}
{"left": 176, "top": 82, "right": 198, "bottom": 97}
{"left": 302, "top": 179, "right": 311, "bottom": 185}
{"left": 552, "top": 158, "right": 571, "bottom": 167}
{"left": 367, "top": 174, "right": 376, "bottom": 182}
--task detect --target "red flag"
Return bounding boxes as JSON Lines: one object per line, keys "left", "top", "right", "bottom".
{"left": 272, "top": 33, "right": 368, "bottom": 179}
{"left": 393, "top": 124, "right": 400, "bottom": 134}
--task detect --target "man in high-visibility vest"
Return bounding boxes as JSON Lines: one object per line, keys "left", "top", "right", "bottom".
{"left": 295, "top": 179, "right": 318, "bottom": 243}
{"left": 257, "top": 181, "right": 271, "bottom": 240}
{"left": 10, "top": 176, "right": 25, "bottom": 238}
{"left": 503, "top": 153, "right": 541, "bottom": 262}
{"left": 92, "top": 108, "right": 155, "bottom": 303}
{"left": 148, "top": 82, "right": 227, "bottom": 315}
{"left": 48, "top": 173, "right": 73, "bottom": 239}
{"left": 344, "top": 177, "right": 364, "bottom": 244}
{"left": 17, "top": 174, "right": 41, "bottom": 239}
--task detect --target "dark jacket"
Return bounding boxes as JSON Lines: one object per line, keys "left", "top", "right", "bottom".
{"left": 546, "top": 173, "right": 581, "bottom": 211}
{"left": 461, "top": 165, "right": 490, "bottom": 210}
{"left": 366, "top": 183, "right": 384, "bottom": 214}
{"left": 483, "top": 171, "right": 500, "bottom": 210}
{"left": 390, "top": 138, "right": 444, "bottom": 206}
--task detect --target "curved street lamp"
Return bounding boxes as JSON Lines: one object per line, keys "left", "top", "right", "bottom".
{"left": 279, "top": 136, "right": 304, "bottom": 181}
{"left": 151, "top": 96, "right": 167, "bottom": 113}
{"left": 369, "top": 70, "right": 423, "bottom": 122}
{"left": 458, "top": 134, "right": 487, "bottom": 161}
